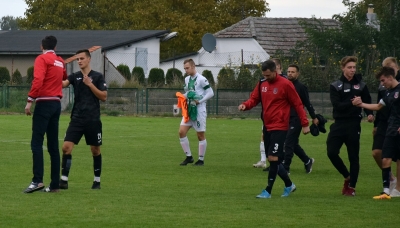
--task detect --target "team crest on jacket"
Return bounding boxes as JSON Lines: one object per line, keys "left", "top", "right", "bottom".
{"left": 273, "top": 88, "right": 278, "bottom": 94}
{"left": 395, "top": 92, "right": 399, "bottom": 99}
{"left": 353, "top": 84, "right": 360, "bottom": 89}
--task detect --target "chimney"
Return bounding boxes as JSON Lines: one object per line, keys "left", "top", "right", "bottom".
{"left": 368, "top": 4, "right": 374, "bottom": 14}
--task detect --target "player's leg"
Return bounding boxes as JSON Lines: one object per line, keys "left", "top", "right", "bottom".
{"left": 392, "top": 160, "right": 400, "bottom": 197}
{"left": 60, "top": 121, "right": 83, "bottom": 189}
{"left": 179, "top": 118, "right": 193, "bottom": 166}
{"left": 193, "top": 110, "right": 207, "bottom": 166}
{"left": 343, "top": 122, "right": 361, "bottom": 196}
{"left": 373, "top": 136, "right": 395, "bottom": 199}
{"left": 253, "top": 127, "right": 266, "bottom": 168}
{"left": 43, "top": 101, "right": 61, "bottom": 192}
{"left": 283, "top": 118, "right": 300, "bottom": 173}
{"left": 84, "top": 120, "right": 103, "bottom": 189}
{"left": 326, "top": 122, "right": 350, "bottom": 195}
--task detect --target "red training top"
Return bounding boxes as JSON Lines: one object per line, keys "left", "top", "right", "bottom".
{"left": 28, "top": 50, "right": 67, "bottom": 102}
{"left": 242, "top": 74, "right": 309, "bottom": 131}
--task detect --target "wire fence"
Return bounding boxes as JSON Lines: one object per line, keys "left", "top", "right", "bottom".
{"left": 0, "top": 85, "right": 378, "bottom": 118}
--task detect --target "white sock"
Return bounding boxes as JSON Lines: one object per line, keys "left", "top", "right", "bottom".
{"left": 94, "top": 177, "right": 100, "bottom": 182}
{"left": 198, "top": 140, "right": 207, "bottom": 161}
{"left": 61, "top": 176, "right": 68, "bottom": 181}
{"left": 180, "top": 137, "right": 192, "bottom": 157}
{"left": 260, "top": 141, "right": 266, "bottom": 162}
{"left": 383, "top": 188, "right": 390, "bottom": 195}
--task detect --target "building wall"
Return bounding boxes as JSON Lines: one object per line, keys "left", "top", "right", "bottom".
{"left": 105, "top": 38, "right": 160, "bottom": 78}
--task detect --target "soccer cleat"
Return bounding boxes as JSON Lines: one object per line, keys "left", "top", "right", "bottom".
{"left": 305, "top": 158, "right": 315, "bottom": 174}
{"left": 92, "top": 181, "right": 101, "bottom": 189}
{"left": 373, "top": 192, "right": 391, "bottom": 200}
{"left": 253, "top": 160, "right": 267, "bottom": 168}
{"left": 42, "top": 187, "right": 60, "bottom": 193}
{"left": 343, "top": 187, "right": 356, "bottom": 196}
{"left": 256, "top": 189, "right": 271, "bottom": 199}
{"left": 281, "top": 183, "right": 296, "bottom": 197}
{"left": 193, "top": 160, "right": 204, "bottom": 166}
{"left": 342, "top": 179, "right": 350, "bottom": 195}
{"left": 24, "top": 182, "right": 44, "bottom": 193}
{"left": 389, "top": 178, "right": 397, "bottom": 193}
{"left": 180, "top": 156, "right": 194, "bottom": 166}
{"left": 262, "top": 166, "right": 270, "bottom": 172}
{"left": 390, "top": 189, "right": 400, "bottom": 197}
{"left": 59, "top": 180, "right": 68, "bottom": 190}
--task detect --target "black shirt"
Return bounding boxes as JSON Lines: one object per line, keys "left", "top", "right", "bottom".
{"left": 290, "top": 79, "right": 316, "bottom": 119}
{"left": 330, "top": 74, "right": 373, "bottom": 121}
{"left": 68, "top": 70, "right": 107, "bottom": 122}
{"left": 374, "top": 71, "right": 400, "bottom": 127}
{"left": 381, "top": 84, "right": 400, "bottom": 136}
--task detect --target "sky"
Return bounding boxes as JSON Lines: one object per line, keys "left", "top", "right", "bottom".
{"left": 0, "top": 0, "right": 363, "bottom": 19}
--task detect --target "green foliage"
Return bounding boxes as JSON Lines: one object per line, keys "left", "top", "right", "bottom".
{"left": 165, "top": 68, "right": 183, "bottom": 85}
{"left": 253, "top": 68, "right": 263, "bottom": 80}
{"left": 26, "top": 66, "right": 34, "bottom": 84}
{"left": 132, "top": 66, "right": 145, "bottom": 85}
{"left": 0, "top": 67, "right": 10, "bottom": 84}
{"left": 108, "top": 80, "right": 121, "bottom": 88}
{"left": 19, "top": 0, "right": 270, "bottom": 59}
{"left": 147, "top": 68, "right": 165, "bottom": 87}
{"left": 217, "top": 67, "right": 235, "bottom": 89}
{"left": 202, "top": 70, "right": 215, "bottom": 87}
{"left": 236, "top": 66, "right": 255, "bottom": 90}
{"left": 11, "top": 69, "right": 23, "bottom": 85}
{"left": 0, "top": 15, "right": 20, "bottom": 30}
{"left": 116, "top": 64, "right": 131, "bottom": 81}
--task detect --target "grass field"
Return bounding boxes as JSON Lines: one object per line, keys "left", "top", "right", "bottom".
{"left": 0, "top": 115, "right": 398, "bottom": 228}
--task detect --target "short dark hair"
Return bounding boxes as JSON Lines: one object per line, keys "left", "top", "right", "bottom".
{"left": 42, "top": 36, "right": 57, "bottom": 50}
{"left": 340, "top": 56, "right": 357, "bottom": 68}
{"left": 183, "top": 58, "right": 195, "bottom": 66}
{"left": 375, "top": 66, "right": 396, "bottom": 80}
{"left": 76, "top": 49, "right": 91, "bottom": 57}
{"left": 261, "top": 60, "right": 276, "bottom": 72}
{"left": 288, "top": 64, "right": 299, "bottom": 72}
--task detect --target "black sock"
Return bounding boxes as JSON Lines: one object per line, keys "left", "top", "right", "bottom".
{"left": 266, "top": 161, "right": 279, "bottom": 194}
{"left": 61, "top": 154, "right": 72, "bottom": 178}
{"left": 93, "top": 154, "right": 102, "bottom": 181}
{"left": 382, "top": 167, "right": 391, "bottom": 189}
{"left": 277, "top": 163, "right": 292, "bottom": 187}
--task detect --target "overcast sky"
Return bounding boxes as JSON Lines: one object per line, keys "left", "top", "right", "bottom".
{"left": 0, "top": 0, "right": 362, "bottom": 19}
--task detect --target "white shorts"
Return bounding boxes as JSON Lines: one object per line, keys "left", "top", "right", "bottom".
{"left": 180, "top": 110, "right": 207, "bottom": 132}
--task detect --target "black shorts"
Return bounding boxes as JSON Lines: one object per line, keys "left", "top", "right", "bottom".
{"left": 64, "top": 120, "right": 103, "bottom": 146}
{"left": 382, "top": 136, "right": 400, "bottom": 161}
{"left": 372, "top": 122, "right": 388, "bottom": 150}
{"left": 262, "top": 129, "right": 287, "bottom": 159}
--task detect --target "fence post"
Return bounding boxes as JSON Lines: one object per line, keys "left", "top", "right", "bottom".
{"left": 216, "top": 89, "right": 219, "bottom": 115}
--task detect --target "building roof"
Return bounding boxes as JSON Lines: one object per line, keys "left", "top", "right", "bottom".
{"left": 0, "top": 30, "right": 169, "bottom": 55}
{"left": 214, "top": 17, "right": 339, "bottom": 55}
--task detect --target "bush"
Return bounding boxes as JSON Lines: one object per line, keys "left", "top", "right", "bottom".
{"left": 116, "top": 64, "right": 131, "bottom": 81}
{"left": 12, "top": 69, "right": 23, "bottom": 85}
{"left": 147, "top": 68, "right": 165, "bottom": 87}
{"left": 26, "top": 66, "right": 34, "bottom": 84}
{"left": 132, "top": 66, "right": 145, "bottom": 85}
{"left": 202, "top": 70, "right": 215, "bottom": 87}
{"left": 216, "top": 67, "right": 235, "bottom": 89}
{"left": 0, "top": 67, "right": 11, "bottom": 84}
{"left": 165, "top": 68, "right": 183, "bottom": 84}
{"left": 236, "top": 66, "right": 253, "bottom": 90}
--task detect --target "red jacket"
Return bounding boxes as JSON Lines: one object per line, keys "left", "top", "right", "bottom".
{"left": 242, "top": 74, "right": 309, "bottom": 131}
{"left": 28, "top": 51, "right": 67, "bottom": 102}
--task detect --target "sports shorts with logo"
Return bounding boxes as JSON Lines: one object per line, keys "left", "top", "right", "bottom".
{"left": 262, "top": 129, "right": 287, "bottom": 159}
{"left": 64, "top": 120, "right": 103, "bottom": 146}
{"left": 180, "top": 110, "right": 207, "bottom": 132}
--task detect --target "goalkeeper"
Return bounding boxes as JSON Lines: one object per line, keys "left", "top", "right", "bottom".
{"left": 178, "top": 59, "right": 214, "bottom": 166}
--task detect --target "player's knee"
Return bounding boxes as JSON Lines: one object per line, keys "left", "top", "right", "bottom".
{"left": 91, "top": 147, "right": 101, "bottom": 156}
{"left": 372, "top": 150, "right": 382, "bottom": 159}
{"left": 267, "top": 156, "right": 278, "bottom": 162}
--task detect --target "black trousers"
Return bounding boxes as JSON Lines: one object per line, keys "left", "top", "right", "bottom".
{"left": 31, "top": 101, "right": 61, "bottom": 189}
{"left": 284, "top": 116, "right": 310, "bottom": 171}
{"left": 326, "top": 120, "right": 361, "bottom": 188}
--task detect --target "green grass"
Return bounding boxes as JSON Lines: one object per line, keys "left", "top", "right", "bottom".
{"left": 0, "top": 115, "right": 398, "bottom": 227}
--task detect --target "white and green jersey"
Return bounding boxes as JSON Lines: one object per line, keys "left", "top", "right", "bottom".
{"left": 183, "top": 72, "right": 213, "bottom": 111}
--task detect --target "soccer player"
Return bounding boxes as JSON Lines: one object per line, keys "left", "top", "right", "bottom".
{"left": 239, "top": 60, "right": 310, "bottom": 198}
{"left": 60, "top": 49, "right": 107, "bottom": 190}
{"left": 283, "top": 64, "right": 318, "bottom": 174}
{"left": 371, "top": 57, "right": 400, "bottom": 193}
{"left": 24, "top": 35, "right": 67, "bottom": 193}
{"left": 327, "top": 56, "right": 374, "bottom": 196}
{"left": 352, "top": 66, "right": 400, "bottom": 199}
{"left": 179, "top": 59, "right": 214, "bottom": 166}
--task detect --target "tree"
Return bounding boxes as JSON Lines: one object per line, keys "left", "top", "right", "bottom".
{"left": 0, "top": 67, "right": 11, "bottom": 84}
{"left": 116, "top": 64, "right": 131, "bottom": 81}
{"left": 147, "top": 68, "right": 165, "bottom": 87}
{"left": 236, "top": 66, "right": 254, "bottom": 89}
{"left": 132, "top": 66, "right": 145, "bottom": 85}
{"left": 165, "top": 68, "right": 183, "bottom": 84}
{"left": 12, "top": 69, "right": 23, "bottom": 85}
{"left": 217, "top": 67, "right": 235, "bottom": 89}
{"left": 19, "top": 0, "right": 269, "bottom": 59}
{"left": 26, "top": 66, "right": 34, "bottom": 84}
{"left": 0, "top": 15, "right": 20, "bottom": 30}
{"left": 202, "top": 70, "right": 215, "bottom": 87}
